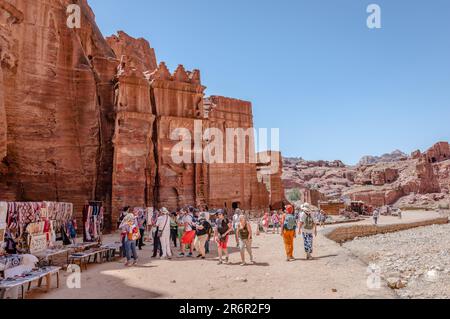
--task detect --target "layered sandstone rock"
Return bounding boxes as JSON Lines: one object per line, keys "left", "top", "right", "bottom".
{"left": 257, "top": 151, "right": 285, "bottom": 209}
{"left": 207, "top": 96, "right": 269, "bottom": 211}
{"left": 0, "top": 0, "right": 117, "bottom": 228}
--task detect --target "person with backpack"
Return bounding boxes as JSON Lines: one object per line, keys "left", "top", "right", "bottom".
{"left": 298, "top": 207, "right": 318, "bottom": 260}
{"left": 280, "top": 205, "right": 296, "bottom": 262}
{"left": 194, "top": 212, "right": 211, "bottom": 259}
{"left": 215, "top": 209, "right": 232, "bottom": 265}
{"left": 237, "top": 214, "right": 254, "bottom": 266}
{"left": 179, "top": 208, "right": 196, "bottom": 258}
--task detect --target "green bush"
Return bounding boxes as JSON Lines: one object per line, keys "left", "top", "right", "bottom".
{"left": 288, "top": 188, "right": 301, "bottom": 202}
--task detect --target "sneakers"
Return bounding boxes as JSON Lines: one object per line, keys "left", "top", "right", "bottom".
{"left": 187, "top": 253, "right": 193, "bottom": 258}
{"left": 132, "top": 259, "right": 138, "bottom": 265}
{"left": 178, "top": 253, "right": 185, "bottom": 258}
{"left": 240, "top": 262, "right": 246, "bottom": 266}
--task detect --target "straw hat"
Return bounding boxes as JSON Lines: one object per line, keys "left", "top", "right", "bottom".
{"left": 160, "top": 207, "right": 170, "bottom": 215}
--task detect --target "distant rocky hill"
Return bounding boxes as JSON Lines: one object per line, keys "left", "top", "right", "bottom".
{"left": 358, "top": 150, "right": 408, "bottom": 166}
{"left": 283, "top": 142, "right": 450, "bottom": 210}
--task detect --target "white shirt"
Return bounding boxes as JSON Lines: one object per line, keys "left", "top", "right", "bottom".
{"left": 183, "top": 214, "right": 193, "bottom": 231}
{"left": 156, "top": 215, "right": 170, "bottom": 237}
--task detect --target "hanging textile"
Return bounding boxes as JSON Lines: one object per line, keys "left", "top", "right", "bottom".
{"left": 0, "top": 201, "right": 7, "bottom": 227}
{"left": 2, "top": 201, "right": 75, "bottom": 252}
{"left": 83, "top": 202, "right": 104, "bottom": 242}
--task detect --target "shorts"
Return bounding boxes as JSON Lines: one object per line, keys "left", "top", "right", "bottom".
{"left": 217, "top": 235, "right": 229, "bottom": 249}
{"left": 181, "top": 230, "right": 196, "bottom": 245}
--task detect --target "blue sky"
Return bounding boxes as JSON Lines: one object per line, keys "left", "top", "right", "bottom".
{"left": 89, "top": 0, "right": 450, "bottom": 165}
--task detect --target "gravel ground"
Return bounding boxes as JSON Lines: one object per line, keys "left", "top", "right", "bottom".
{"left": 344, "top": 223, "right": 450, "bottom": 299}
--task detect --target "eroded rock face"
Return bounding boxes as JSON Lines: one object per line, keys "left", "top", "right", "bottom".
{"left": 0, "top": 0, "right": 117, "bottom": 228}
{"left": 257, "top": 151, "right": 285, "bottom": 209}
{"left": 425, "top": 142, "right": 450, "bottom": 164}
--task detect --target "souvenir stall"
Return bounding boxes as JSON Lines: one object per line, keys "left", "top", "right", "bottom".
{"left": 2, "top": 201, "right": 75, "bottom": 254}
{"left": 0, "top": 201, "right": 72, "bottom": 298}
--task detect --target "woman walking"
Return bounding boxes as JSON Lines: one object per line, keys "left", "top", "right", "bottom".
{"left": 179, "top": 208, "right": 195, "bottom": 258}
{"left": 299, "top": 207, "right": 317, "bottom": 260}
{"left": 119, "top": 212, "right": 140, "bottom": 266}
{"left": 119, "top": 206, "right": 130, "bottom": 259}
{"left": 280, "top": 205, "right": 296, "bottom": 262}
{"left": 237, "top": 214, "right": 254, "bottom": 266}
{"left": 215, "top": 210, "right": 232, "bottom": 265}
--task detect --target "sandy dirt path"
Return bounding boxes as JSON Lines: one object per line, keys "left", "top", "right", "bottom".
{"left": 26, "top": 229, "right": 397, "bottom": 299}
{"left": 25, "top": 211, "right": 441, "bottom": 299}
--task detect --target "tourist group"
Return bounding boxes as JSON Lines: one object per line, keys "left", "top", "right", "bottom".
{"left": 117, "top": 203, "right": 320, "bottom": 267}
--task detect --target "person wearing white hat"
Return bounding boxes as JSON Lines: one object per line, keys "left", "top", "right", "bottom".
{"left": 156, "top": 207, "right": 172, "bottom": 259}
{"left": 298, "top": 206, "right": 317, "bottom": 260}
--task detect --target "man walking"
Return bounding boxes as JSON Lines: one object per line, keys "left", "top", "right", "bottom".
{"left": 156, "top": 208, "right": 172, "bottom": 259}
{"left": 194, "top": 212, "right": 211, "bottom": 259}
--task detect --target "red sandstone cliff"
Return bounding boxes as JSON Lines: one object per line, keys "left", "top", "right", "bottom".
{"left": 0, "top": 0, "right": 118, "bottom": 228}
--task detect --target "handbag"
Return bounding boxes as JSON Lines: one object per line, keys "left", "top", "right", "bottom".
{"left": 128, "top": 226, "right": 141, "bottom": 241}
{"left": 157, "top": 216, "right": 168, "bottom": 238}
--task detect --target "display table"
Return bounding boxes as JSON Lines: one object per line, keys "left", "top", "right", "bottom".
{"left": 34, "top": 248, "right": 71, "bottom": 266}
{"left": 101, "top": 242, "right": 122, "bottom": 262}
{"left": 67, "top": 242, "right": 99, "bottom": 252}
{"left": 0, "top": 266, "right": 61, "bottom": 299}
{"left": 68, "top": 248, "right": 109, "bottom": 272}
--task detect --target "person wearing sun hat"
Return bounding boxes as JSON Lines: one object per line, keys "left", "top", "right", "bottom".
{"left": 299, "top": 204, "right": 317, "bottom": 260}
{"left": 156, "top": 207, "right": 172, "bottom": 259}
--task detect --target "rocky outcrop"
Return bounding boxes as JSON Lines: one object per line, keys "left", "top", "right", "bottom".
{"left": 283, "top": 142, "right": 450, "bottom": 209}
{"left": 358, "top": 150, "right": 408, "bottom": 166}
